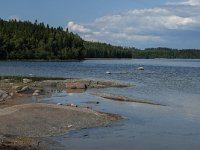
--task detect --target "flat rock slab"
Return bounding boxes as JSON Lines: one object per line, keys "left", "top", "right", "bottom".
{"left": 65, "top": 79, "right": 130, "bottom": 89}
{"left": 92, "top": 92, "right": 164, "bottom": 106}
{"left": 0, "top": 103, "right": 122, "bottom": 137}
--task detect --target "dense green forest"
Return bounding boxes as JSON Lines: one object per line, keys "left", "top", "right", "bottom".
{"left": 0, "top": 19, "right": 84, "bottom": 60}
{"left": 0, "top": 19, "right": 200, "bottom": 60}
{"left": 84, "top": 41, "right": 137, "bottom": 58}
{"left": 135, "top": 48, "right": 200, "bottom": 59}
{"left": 84, "top": 42, "right": 200, "bottom": 59}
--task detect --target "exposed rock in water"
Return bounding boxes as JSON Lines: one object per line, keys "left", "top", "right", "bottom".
{"left": 34, "top": 89, "right": 42, "bottom": 93}
{"left": 106, "top": 71, "right": 111, "bottom": 74}
{"left": 32, "top": 89, "right": 42, "bottom": 96}
{"left": 92, "top": 92, "right": 164, "bottom": 106}
{"left": 65, "top": 79, "right": 129, "bottom": 89}
{"left": 66, "top": 81, "right": 87, "bottom": 89}
{"left": 137, "top": 67, "right": 144, "bottom": 70}
{"left": 32, "top": 92, "right": 39, "bottom": 96}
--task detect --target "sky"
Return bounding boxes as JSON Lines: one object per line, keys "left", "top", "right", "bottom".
{"left": 0, "top": 0, "right": 200, "bottom": 49}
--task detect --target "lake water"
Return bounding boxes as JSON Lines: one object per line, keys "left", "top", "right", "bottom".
{"left": 0, "top": 59, "right": 200, "bottom": 150}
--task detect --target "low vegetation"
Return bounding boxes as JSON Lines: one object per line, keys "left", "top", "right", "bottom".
{"left": 0, "top": 76, "right": 67, "bottom": 82}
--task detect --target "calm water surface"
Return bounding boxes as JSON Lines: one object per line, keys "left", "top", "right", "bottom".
{"left": 0, "top": 59, "right": 200, "bottom": 150}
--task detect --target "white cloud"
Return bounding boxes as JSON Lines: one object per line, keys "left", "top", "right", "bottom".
{"left": 67, "top": 21, "right": 90, "bottom": 33}
{"left": 167, "top": 0, "right": 200, "bottom": 6}
{"left": 93, "top": 8, "right": 196, "bottom": 31}
{"left": 182, "top": 0, "right": 200, "bottom": 5}
{"left": 67, "top": 0, "right": 200, "bottom": 48}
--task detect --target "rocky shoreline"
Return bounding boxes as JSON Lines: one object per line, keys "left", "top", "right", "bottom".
{"left": 0, "top": 77, "right": 130, "bottom": 104}
{"left": 0, "top": 76, "right": 129, "bottom": 149}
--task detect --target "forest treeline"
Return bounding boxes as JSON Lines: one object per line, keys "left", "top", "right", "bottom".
{"left": 0, "top": 19, "right": 200, "bottom": 60}
{"left": 84, "top": 41, "right": 200, "bottom": 59}
{"left": 0, "top": 19, "right": 84, "bottom": 60}
{"left": 83, "top": 41, "right": 136, "bottom": 58}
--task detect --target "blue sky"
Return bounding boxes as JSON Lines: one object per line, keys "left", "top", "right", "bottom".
{"left": 0, "top": 0, "right": 200, "bottom": 49}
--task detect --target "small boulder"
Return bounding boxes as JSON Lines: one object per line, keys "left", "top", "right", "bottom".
{"left": 57, "top": 103, "right": 63, "bottom": 105}
{"left": 0, "top": 90, "right": 9, "bottom": 101}
{"left": 137, "top": 67, "right": 144, "bottom": 70}
{"left": 17, "top": 86, "right": 30, "bottom": 93}
{"left": 32, "top": 89, "right": 42, "bottom": 96}
{"left": 67, "top": 103, "right": 78, "bottom": 107}
{"left": 66, "top": 81, "right": 87, "bottom": 89}
{"left": 106, "top": 71, "right": 111, "bottom": 74}
{"left": 9, "top": 92, "right": 14, "bottom": 98}
{"left": 34, "top": 89, "right": 41, "bottom": 93}
{"left": 23, "top": 78, "right": 32, "bottom": 84}
{"left": 67, "top": 125, "right": 73, "bottom": 128}
{"left": 32, "top": 92, "right": 39, "bottom": 96}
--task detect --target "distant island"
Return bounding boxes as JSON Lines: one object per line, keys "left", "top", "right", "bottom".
{"left": 0, "top": 19, "right": 200, "bottom": 60}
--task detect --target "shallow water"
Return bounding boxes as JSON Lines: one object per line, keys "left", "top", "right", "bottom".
{"left": 1, "top": 59, "right": 200, "bottom": 150}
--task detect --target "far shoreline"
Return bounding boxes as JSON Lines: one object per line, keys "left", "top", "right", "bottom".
{"left": 0, "top": 58, "right": 200, "bottom": 63}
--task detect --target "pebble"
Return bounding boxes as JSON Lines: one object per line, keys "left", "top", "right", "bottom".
{"left": 67, "top": 125, "right": 73, "bottom": 128}
{"left": 57, "top": 103, "right": 63, "bottom": 105}
{"left": 32, "top": 92, "right": 39, "bottom": 96}
{"left": 67, "top": 103, "right": 78, "bottom": 107}
{"left": 34, "top": 89, "right": 41, "bottom": 93}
